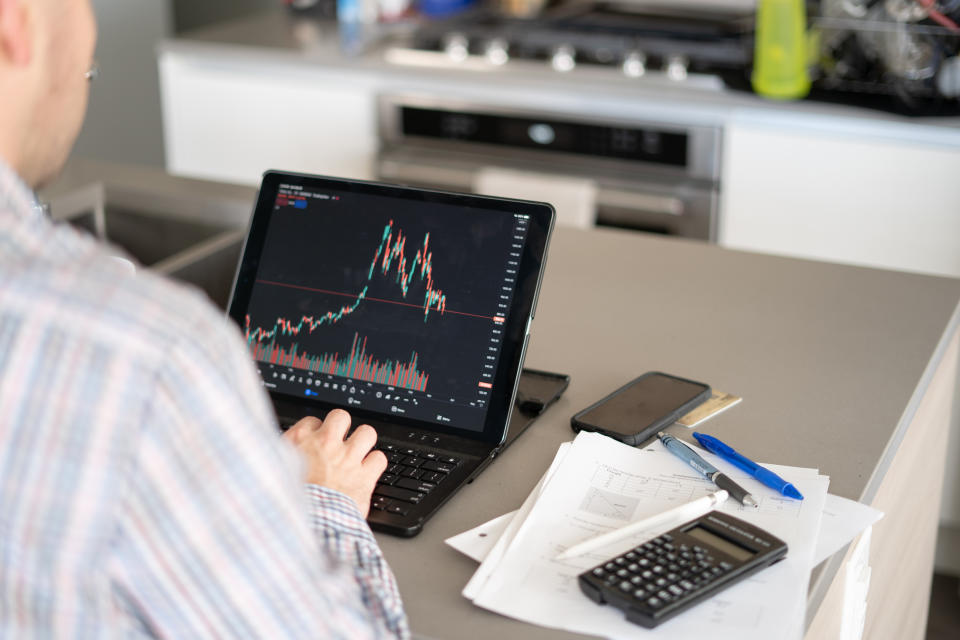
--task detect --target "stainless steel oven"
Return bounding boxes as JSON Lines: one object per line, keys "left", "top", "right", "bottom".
{"left": 376, "top": 94, "right": 722, "bottom": 240}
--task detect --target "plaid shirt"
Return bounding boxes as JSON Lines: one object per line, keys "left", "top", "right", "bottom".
{"left": 0, "top": 158, "right": 409, "bottom": 639}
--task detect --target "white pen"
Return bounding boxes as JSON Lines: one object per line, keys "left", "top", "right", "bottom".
{"left": 555, "top": 490, "right": 729, "bottom": 561}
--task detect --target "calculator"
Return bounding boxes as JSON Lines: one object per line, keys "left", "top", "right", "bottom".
{"left": 577, "top": 510, "right": 788, "bottom": 628}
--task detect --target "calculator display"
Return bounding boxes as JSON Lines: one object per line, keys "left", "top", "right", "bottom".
{"left": 687, "top": 526, "right": 754, "bottom": 562}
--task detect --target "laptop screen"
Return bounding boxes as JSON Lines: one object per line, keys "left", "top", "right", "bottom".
{"left": 229, "top": 172, "right": 553, "bottom": 441}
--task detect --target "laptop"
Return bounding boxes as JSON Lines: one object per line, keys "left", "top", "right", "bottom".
{"left": 227, "top": 171, "right": 554, "bottom": 536}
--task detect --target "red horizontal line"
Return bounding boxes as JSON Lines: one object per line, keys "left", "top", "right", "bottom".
{"left": 255, "top": 279, "right": 495, "bottom": 320}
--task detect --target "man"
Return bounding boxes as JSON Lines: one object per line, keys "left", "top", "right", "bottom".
{"left": 0, "top": 1, "right": 408, "bottom": 637}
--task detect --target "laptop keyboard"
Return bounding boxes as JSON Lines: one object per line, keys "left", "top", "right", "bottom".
{"left": 371, "top": 439, "right": 462, "bottom": 517}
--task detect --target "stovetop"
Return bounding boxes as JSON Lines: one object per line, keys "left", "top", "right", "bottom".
{"left": 382, "top": 3, "right": 960, "bottom": 116}
{"left": 389, "top": 6, "right": 753, "bottom": 83}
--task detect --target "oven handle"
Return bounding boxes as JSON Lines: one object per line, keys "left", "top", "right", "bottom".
{"left": 379, "top": 159, "right": 686, "bottom": 217}
{"left": 597, "top": 191, "right": 684, "bottom": 217}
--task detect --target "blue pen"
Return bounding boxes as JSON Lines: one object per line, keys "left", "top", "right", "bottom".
{"left": 657, "top": 432, "right": 758, "bottom": 508}
{"left": 693, "top": 432, "right": 804, "bottom": 500}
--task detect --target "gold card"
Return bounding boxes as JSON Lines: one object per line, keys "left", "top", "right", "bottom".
{"left": 677, "top": 390, "right": 742, "bottom": 428}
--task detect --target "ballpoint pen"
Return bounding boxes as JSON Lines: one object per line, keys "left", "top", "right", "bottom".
{"left": 657, "top": 432, "right": 758, "bottom": 508}
{"left": 693, "top": 432, "right": 804, "bottom": 500}
{"left": 556, "top": 490, "right": 729, "bottom": 560}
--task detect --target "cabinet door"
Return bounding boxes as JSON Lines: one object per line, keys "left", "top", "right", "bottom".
{"left": 719, "top": 119, "right": 960, "bottom": 278}
{"left": 159, "top": 53, "right": 377, "bottom": 185}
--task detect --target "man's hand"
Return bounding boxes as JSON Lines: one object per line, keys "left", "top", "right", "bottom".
{"left": 283, "top": 409, "right": 387, "bottom": 517}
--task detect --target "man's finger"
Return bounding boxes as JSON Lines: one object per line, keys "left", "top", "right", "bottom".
{"left": 317, "top": 408, "right": 352, "bottom": 443}
{"left": 345, "top": 424, "right": 378, "bottom": 458}
{"left": 283, "top": 416, "right": 322, "bottom": 445}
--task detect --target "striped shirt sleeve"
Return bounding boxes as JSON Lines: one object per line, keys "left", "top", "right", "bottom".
{"left": 109, "top": 300, "right": 410, "bottom": 639}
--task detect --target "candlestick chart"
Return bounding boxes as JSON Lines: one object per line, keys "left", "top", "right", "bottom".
{"left": 245, "top": 219, "right": 455, "bottom": 391}
{"left": 240, "top": 185, "right": 527, "bottom": 429}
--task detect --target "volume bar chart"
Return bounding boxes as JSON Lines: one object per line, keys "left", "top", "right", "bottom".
{"left": 252, "top": 332, "right": 430, "bottom": 392}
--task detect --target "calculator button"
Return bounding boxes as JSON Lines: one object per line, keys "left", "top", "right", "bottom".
{"left": 662, "top": 534, "right": 673, "bottom": 541}
{"left": 651, "top": 565, "right": 665, "bottom": 574}
{"left": 630, "top": 576, "right": 643, "bottom": 585}
{"left": 592, "top": 568, "right": 605, "bottom": 577}
{"left": 617, "top": 569, "right": 629, "bottom": 578}
{"left": 666, "top": 573, "right": 679, "bottom": 582}
{"left": 615, "top": 558, "right": 627, "bottom": 566}
{"left": 720, "top": 561, "right": 735, "bottom": 571}
{"left": 680, "top": 580, "right": 695, "bottom": 591}
{"left": 641, "top": 571, "right": 654, "bottom": 580}
{"left": 668, "top": 585, "right": 684, "bottom": 596}
{"left": 655, "top": 578, "right": 667, "bottom": 587}
{"left": 604, "top": 562, "right": 616, "bottom": 572}
{"left": 638, "top": 558, "right": 650, "bottom": 567}
{"left": 625, "top": 552, "right": 637, "bottom": 560}
{"left": 657, "top": 590, "right": 672, "bottom": 601}
{"left": 619, "top": 581, "right": 632, "bottom": 592}
{"left": 633, "top": 589, "right": 647, "bottom": 599}
{"left": 647, "top": 597, "right": 663, "bottom": 609}
{"left": 627, "top": 563, "right": 639, "bottom": 572}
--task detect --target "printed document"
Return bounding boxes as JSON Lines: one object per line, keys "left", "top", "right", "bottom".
{"left": 465, "top": 431, "right": 828, "bottom": 640}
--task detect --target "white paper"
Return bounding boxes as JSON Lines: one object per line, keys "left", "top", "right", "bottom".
{"left": 446, "top": 510, "right": 515, "bottom": 563}
{"left": 468, "top": 432, "right": 828, "bottom": 640}
{"left": 462, "top": 442, "right": 570, "bottom": 600}
{"left": 813, "top": 494, "right": 884, "bottom": 566}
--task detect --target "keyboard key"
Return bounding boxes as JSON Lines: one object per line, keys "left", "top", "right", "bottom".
{"left": 403, "top": 456, "right": 425, "bottom": 467}
{"left": 422, "top": 461, "right": 455, "bottom": 473}
{"left": 396, "top": 478, "right": 437, "bottom": 494}
{"left": 386, "top": 503, "right": 410, "bottom": 516}
{"left": 421, "top": 471, "right": 445, "bottom": 483}
{"left": 438, "top": 455, "right": 460, "bottom": 465}
{"left": 400, "top": 467, "right": 424, "bottom": 479}
{"left": 375, "top": 485, "right": 424, "bottom": 504}
{"left": 377, "top": 474, "right": 399, "bottom": 486}
{"left": 371, "top": 496, "right": 390, "bottom": 511}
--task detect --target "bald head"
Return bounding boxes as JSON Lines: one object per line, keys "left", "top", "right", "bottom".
{"left": 0, "top": 0, "right": 96, "bottom": 188}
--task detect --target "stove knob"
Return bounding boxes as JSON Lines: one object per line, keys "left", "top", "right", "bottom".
{"left": 551, "top": 45, "right": 576, "bottom": 73}
{"left": 485, "top": 38, "right": 510, "bottom": 66}
{"left": 443, "top": 33, "right": 469, "bottom": 62}
{"left": 622, "top": 51, "right": 647, "bottom": 78}
{"left": 665, "top": 55, "right": 689, "bottom": 81}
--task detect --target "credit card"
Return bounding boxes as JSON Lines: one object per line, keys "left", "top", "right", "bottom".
{"left": 676, "top": 390, "right": 742, "bottom": 427}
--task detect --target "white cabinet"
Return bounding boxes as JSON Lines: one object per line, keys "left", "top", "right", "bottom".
{"left": 719, "top": 114, "right": 960, "bottom": 279}
{"left": 159, "top": 53, "right": 378, "bottom": 185}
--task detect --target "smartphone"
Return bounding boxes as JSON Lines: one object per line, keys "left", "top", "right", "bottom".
{"left": 571, "top": 372, "right": 711, "bottom": 446}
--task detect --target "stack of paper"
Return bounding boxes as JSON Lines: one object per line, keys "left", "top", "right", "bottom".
{"left": 447, "top": 431, "right": 882, "bottom": 640}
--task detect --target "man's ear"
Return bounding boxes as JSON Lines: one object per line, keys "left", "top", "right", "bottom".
{"left": 0, "top": 0, "right": 32, "bottom": 67}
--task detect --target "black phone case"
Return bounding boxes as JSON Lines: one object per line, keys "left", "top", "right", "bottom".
{"left": 570, "top": 372, "right": 710, "bottom": 447}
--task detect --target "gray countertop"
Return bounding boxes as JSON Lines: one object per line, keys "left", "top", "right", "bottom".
{"left": 159, "top": 9, "right": 960, "bottom": 145}
{"left": 42, "top": 161, "right": 960, "bottom": 636}
{"left": 373, "top": 226, "right": 960, "bottom": 638}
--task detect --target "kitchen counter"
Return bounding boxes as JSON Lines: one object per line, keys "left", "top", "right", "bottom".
{"left": 159, "top": 8, "right": 960, "bottom": 146}
{"left": 39, "top": 160, "right": 960, "bottom": 637}
{"left": 376, "top": 225, "right": 960, "bottom": 639}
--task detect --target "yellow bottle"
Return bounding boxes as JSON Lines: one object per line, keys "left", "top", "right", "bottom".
{"left": 752, "top": 0, "right": 811, "bottom": 99}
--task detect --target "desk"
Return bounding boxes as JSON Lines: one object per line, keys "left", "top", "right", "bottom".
{"left": 375, "top": 226, "right": 960, "bottom": 639}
